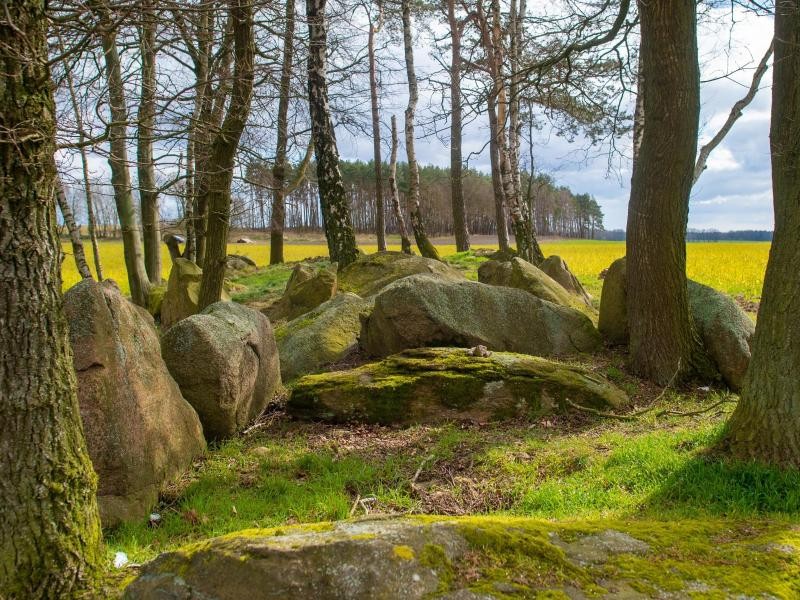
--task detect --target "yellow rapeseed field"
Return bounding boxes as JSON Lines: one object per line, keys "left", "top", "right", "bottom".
{"left": 61, "top": 239, "right": 769, "bottom": 301}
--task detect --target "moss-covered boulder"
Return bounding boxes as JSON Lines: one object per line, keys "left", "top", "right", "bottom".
{"left": 688, "top": 280, "right": 754, "bottom": 391}
{"left": 64, "top": 279, "right": 205, "bottom": 526}
{"left": 266, "top": 263, "right": 337, "bottom": 321}
{"left": 598, "top": 257, "right": 628, "bottom": 345}
{"left": 338, "top": 251, "right": 466, "bottom": 297}
{"left": 124, "top": 516, "right": 798, "bottom": 599}
{"left": 276, "top": 292, "right": 374, "bottom": 381}
{"left": 478, "top": 257, "right": 594, "bottom": 316}
{"left": 161, "top": 258, "right": 230, "bottom": 329}
{"left": 287, "top": 348, "right": 625, "bottom": 424}
{"left": 226, "top": 253, "right": 257, "bottom": 273}
{"left": 361, "top": 275, "right": 600, "bottom": 358}
{"left": 161, "top": 302, "right": 281, "bottom": 440}
{"left": 146, "top": 283, "right": 166, "bottom": 318}
{"left": 540, "top": 254, "right": 593, "bottom": 307}
{"left": 598, "top": 257, "right": 754, "bottom": 390}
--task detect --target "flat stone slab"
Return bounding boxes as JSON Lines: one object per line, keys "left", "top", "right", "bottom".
{"left": 287, "top": 347, "right": 627, "bottom": 425}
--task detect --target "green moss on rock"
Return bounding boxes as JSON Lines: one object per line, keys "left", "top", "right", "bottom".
{"left": 287, "top": 348, "right": 626, "bottom": 425}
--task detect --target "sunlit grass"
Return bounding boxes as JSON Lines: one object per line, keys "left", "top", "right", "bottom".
{"left": 61, "top": 238, "right": 769, "bottom": 301}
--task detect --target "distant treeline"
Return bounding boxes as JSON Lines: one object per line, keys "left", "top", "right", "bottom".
{"left": 241, "top": 159, "right": 605, "bottom": 239}
{"left": 599, "top": 229, "right": 773, "bottom": 242}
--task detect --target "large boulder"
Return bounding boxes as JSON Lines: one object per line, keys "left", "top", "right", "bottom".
{"left": 338, "top": 251, "right": 466, "bottom": 297}
{"left": 161, "top": 258, "right": 229, "bottom": 329}
{"left": 266, "top": 263, "right": 337, "bottom": 321}
{"left": 477, "top": 257, "right": 593, "bottom": 315}
{"left": 688, "top": 280, "right": 755, "bottom": 391}
{"left": 540, "top": 255, "right": 593, "bottom": 307}
{"left": 124, "top": 517, "right": 771, "bottom": 599}
{"left": 161, "top": 302, "right": 281, "bottom": 440}
{"left": 226, "top": 253, "right": 257, "bottom": 273}
{"left": 361, "top": 275, "right": 600, "bottom": 358}
{"left": 598, "top": 257, "right": 628, "bottom": 345}
{"left": 598, "top": 257, "right": 754, "bottom": 390}
{"left": 64, "top": 279, "right": 205, "bottom": 527}
{"left": 288, "top": 348, "right": 626, "bottom": 425}
{"left": 276, "top": 292, "right": 374, "bottom": 382}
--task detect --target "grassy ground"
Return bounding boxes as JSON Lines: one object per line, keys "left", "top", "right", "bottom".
{"left": 62, "top": 237, "right": 770, "bottom": 303}
{"left": 106, "top": 391, "right": 800, "bottom": 567}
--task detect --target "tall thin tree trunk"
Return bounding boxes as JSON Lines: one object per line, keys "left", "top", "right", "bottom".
{"left": 626, "top": 0, "right": 707, "bottom": 384}
{"left": 56, "top": 180, "right": 92, "bottom": 280}
{"left": 369, "top": 2, "right": 387, "bottom": 251}
{"left": 307, "top": 0, "right": 360, "bottom": 266}
{"left": 447, "top": 0, "right": 469, "bottom": 252}
{"left": 0, "top": 2, "right": 102, "bottom": 595}
{"left": 94, "top": 0, "right": 150, "bottom": 306}
{"left": 271, "top": 0, "right": 296, "bottom": 265}
{"left": 401, "top": 0, "right": 440, "bottom": 260}
{"left": 198, "top": 0, "right": 256, "bottom": 309}
{"left": 184, "top": 142, "right": 196, "bottom": 261}
{"left": 61, "top": 36, "right": 104, "bottom": 280}
{"left": 389, "top": 115, "right": 413, "bottom": 254}
{"left": 138, "top": 0, "right": 161, "bottom": 284}
{"left": 724, "top": 2, "right": 800, "bottom": 467}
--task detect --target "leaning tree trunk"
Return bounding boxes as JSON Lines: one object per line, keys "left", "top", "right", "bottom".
{"left": 62, "top": 43, "right": 104, "bottom": 280}
{"left": 401, "top": 0, "right": 440, "bottom": 260}
{"left": 197, "top": 0, "right": 256, "bottom": 310}
{"left": 368, "top": 3, "right": 387, "bottom": 251}
{"left": 94, "top": 0, "right": 150, "bottom": 306}
{"left": 389, "top": 115, "right": 413, "bottom": 254}
{"left": 724, "top": 2, "right": 800, "bottom": 467}
{"left": 0, "top": 2, "right": 102, "bottom": 596}
{"left": 138, "top": 0, "right": 161, "bottom": 284}
{"left": 56, "top": 180, "right": 92, "bottom": 280}
{"left": 271, "top": 0, "right": 296, "bottom": 265}
{"left": 307, "top": 0, "right": 360, "bottom": 266}
{"left": 447, "top": 0, "right": 469, "bottom": 252}
{"left": 625, "top": 0, "right": 707, "bottom": 385}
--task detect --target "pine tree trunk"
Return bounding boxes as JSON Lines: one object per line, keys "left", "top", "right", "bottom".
{"left": 0, "top": 2, "right": 102, "bottom": 595}
{"left": 307, "top": 0, "right": 360, "bottom": 266}
{"left": 389, "top": 115, "right": 413, "bottom": 254}
{"left": 56, "top": 180, "right": 92, "bottom": 280}
{"left": 625, "top": 0, "right": 706, "bottom": 384}
{"left": 724, "top": 2, "right": 800, "bottom": 467}
{"left": 94, "top": 0, "right": 151, "bottom": 306}
{"left": 369, "top": 5, "right": 387, "bottom": 251}
{"left": 138, "top": 0, "right": 161, "bottom": 284}
{"left": 198, "top": 0, "right": 256, "bottom": 310}
{"left": 401, "top": 0, "right": 440, "bottom": 260}
{"left": 447, "top": 0, "right": 470, "bottom": 252}
{"left": 271, "top": 0, "right": 295, "bottom": 265}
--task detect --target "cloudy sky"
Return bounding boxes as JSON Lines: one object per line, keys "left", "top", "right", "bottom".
{"left": 337, "top": 7, "right": 775, "bottom": 232}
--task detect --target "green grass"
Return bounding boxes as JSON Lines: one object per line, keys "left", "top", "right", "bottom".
{"left": 105, "top": 393, "right": 800, "bottom": 565}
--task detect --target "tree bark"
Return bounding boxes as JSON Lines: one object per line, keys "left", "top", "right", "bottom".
{"left": 56, "top": 180, "right": 92, "bottom": 280}
{"left": 389, "top": 115, "right": 413, "bottom": 254}
{"left": 0, "top": 2, "right": 102, "bottom": 595}
{"left": 625, "top": 0, "right": 707, "bottom": 384}
{"left": 307, "top": 0, "right": 360, "bottom": 266}
{"left": 93, "top": 0, "right": 151, "bottom": 306}
{"left": 401, "top": 0, "right": 440, "bottom": 260}
{"left": 271, "top": 0, "right": 296, "bottom": 265}
{"left": 138, "top": 0, "right": 161, "bottom": 284}
{"left": 724, "top": 2, "right": 800, "bottom": 467}
{"left": 447, "top": 0, "right": 470, "bottom": 252}
{"left": 197, "top": 0, "right": 256, "bottom": 310}
{"left": 369, "top": 2, "right": 388, "bottom": 251}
